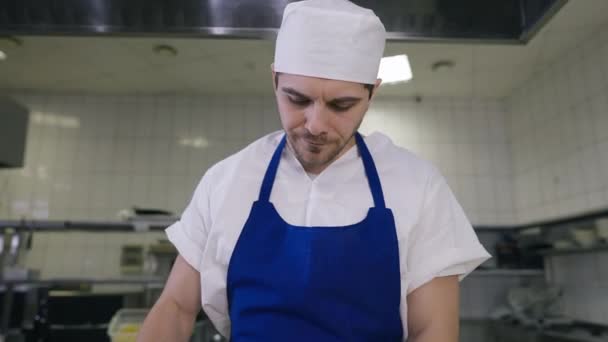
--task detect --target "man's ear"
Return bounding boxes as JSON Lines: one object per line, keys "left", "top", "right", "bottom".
{"left": 370, "top": 78, "right": 382, "bottom": 100}
{"left": 271, "top": 63, "right": 277, "bottom": 89}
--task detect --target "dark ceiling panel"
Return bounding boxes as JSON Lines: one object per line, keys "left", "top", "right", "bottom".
{"left": 0, "top": 0, "right": 568, "bottom": 43}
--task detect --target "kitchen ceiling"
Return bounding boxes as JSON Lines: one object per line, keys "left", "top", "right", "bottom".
{"left": 0, "top": 0, "right": 607, "bottom": 98}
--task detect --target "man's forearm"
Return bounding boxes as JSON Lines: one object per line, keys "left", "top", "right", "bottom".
{"left": 137, "top": 296, "right": 197, "bottom": 342}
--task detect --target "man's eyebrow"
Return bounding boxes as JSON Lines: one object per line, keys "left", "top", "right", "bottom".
{"left": 330, "top": 96, "right": 362, "bottom": 103}
{"left": 281, "top": 87, "right": 310, "bottom": 99}
{"left": 281, "top": 87, "right": 362, "bottom": 103}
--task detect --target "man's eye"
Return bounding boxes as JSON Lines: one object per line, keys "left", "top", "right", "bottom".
{"left": 288, "top": 97, "right": 310, "bottom": 106}
{"left": 329, "top": 103, "right": 353, "bottom": 112}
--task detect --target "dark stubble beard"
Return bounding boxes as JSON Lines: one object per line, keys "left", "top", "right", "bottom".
{"left": 287, "top": 119, "right": 364, "bottom": 173}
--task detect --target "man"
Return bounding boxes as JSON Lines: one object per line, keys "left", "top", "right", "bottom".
{"left": 138, "top": 1, "right": 490, "bottom": 341}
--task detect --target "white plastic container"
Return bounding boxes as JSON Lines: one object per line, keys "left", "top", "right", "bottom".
{"left": 107, "top": 308, "right": 148, "bottom": 342}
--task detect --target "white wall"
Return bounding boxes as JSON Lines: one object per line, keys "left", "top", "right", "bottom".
{"left": 1, "top": 92, "right": 514, "bottom": 226}
{"left": 507, "top": 23, "right": 608, "bottom": 224}
{"left": 1, "top": 94, "right": 281, "bottom": 221}
{"left": 507, "top": 22, "right": 608, "bottom": 325}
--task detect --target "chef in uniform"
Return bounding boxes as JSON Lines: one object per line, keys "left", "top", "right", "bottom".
{"left": 138, "top": 1, "right": 491, "bottom": 341}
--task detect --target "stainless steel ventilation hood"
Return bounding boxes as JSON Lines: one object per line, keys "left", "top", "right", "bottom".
{"left": 0, "top": 0, "right": 567, "bottom": 43}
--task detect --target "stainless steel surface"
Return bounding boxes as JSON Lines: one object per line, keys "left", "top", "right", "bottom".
{"left": 1, "top": 228, "right": 33, "bottom": 279}
{"left": 460, "top": 319, "right": 608, "bottom": 342}
{"left": 0, "top": 0, "right": 567, "bottom": 43}
{"left": 0, "top": 283, "right": 38, "bottom": 340}
{"left": 0, "top": 97, "right": 29, "bottom": 169}
{"left": 1, "top": 276, "right": 165, "bottom": 286}
{"left": 539, "top": 244, "right": 608, "bottom": 256}
{"left": 147, "top": 240, "right": 177, "bottom": 277}
{"left": 0, "top": 220, "right": 170, "bottom": 232}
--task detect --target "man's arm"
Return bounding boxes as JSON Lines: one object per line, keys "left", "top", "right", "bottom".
{"left": 407, "top": 275, "right": 459, "bottom": 342}
{"left": 137, "top": 255, "right": 202, "bottom": 342}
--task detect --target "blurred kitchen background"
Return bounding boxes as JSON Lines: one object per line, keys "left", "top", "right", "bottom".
{"left": 1, "top": 0, "right": 608, "bottom": 341}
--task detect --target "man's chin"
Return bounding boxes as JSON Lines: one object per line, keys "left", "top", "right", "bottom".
{"left": 299, "top": 154, "right": 329, "bottom": 168}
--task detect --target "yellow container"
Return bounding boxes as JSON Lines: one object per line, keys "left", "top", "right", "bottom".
{"left": 108, "top": 308, "right": 210, "bottom": 342}
{"left": 107, "top": 309, "right": 148, "bottom": 342}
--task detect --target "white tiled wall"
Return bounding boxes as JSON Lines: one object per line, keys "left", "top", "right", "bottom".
{"left": 507, "top": 22, "right": 608, "bottom": 325}
{"left": 507, "top": 23, "right": 608, "bottom": 224}
{"left": 21, "top": 231, "right": 165, "bottom": 279}
{"left": 1, "top": 93, "right": 281, "bottom": 221}
{"left": 1, "top": 92, "right": 512, "bottom": 280}
{"left": 1, "top": 92, "right": 514, "bottom": 226}
{"left": 363, "top": 98, "right": 514, "bottom": 225}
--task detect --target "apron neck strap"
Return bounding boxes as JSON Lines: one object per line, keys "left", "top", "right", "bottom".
{"left": 258, "top": 134, "right": 287, "bottom": 203}
{"left": 258, "top": 132, "right": 386, "bottom": 209}
{"left": 355, "top": 132, "right": 386, "bottom": 209}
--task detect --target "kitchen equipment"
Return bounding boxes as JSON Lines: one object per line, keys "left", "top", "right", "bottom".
{"left": 146, "top": 240, "right": 177, "bottom": 277}
{"left": 0, "top": 96, "right": 29, "bottom": 168}
{"left": 553, "top": 239, "right": 576, "bottom": 249}
{"left": 107, "top": 309, "right": 147, "bottom": 342}
{"left": 495, "top": 234, "right": 521, "bottom": 268}
{"left": 517, "top": 227, "right": 552, "bottom": 269}
{"left": 0, "top": 284, "right": 40, "bottom": 339}
{"left": 595, "top": 218, "right": 608, "bottom": 243}
{"left": 120, "top": 245, "right": 144, "bottom": 275}
{"left": 0, "top": 228, "right": 33, "bottom": 280}
{"left": 118, "top": 207, "right": 177, "bottom": 222}
{"left": 507, "top": 285, "right": 566, "bottom": 328}
{"left": 1, "top": 267, "right": 39, "bottom": 281}
{"left": 107, "top": 309, "right": 214, "bottom": 342}
{"left": 570, "top": 227, "right": 598, "bottom": 248}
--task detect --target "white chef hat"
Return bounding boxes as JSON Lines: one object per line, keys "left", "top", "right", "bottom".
{"left": 274, "top": 0, "right": 386, "bottom": 84}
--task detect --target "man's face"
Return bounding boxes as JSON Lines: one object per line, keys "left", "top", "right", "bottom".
{"left": 273, "top": 71, "right": 379, "bottom": 174}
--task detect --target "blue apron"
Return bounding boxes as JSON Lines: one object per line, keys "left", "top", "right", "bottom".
{"left": 226, "top": 132, "right": 403, "bottom": 341}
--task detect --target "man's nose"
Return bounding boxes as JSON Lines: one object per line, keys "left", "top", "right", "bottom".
{"left": 304, "top": 102, "right": 329, "bottom": 136}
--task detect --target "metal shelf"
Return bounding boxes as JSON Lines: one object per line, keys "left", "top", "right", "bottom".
{"left": 539, "top": 244, "right": 608, "bottom": 256}
{"left": 470, "top": 269, "right": 544, "bottom": 277}
{"left": 0, "top": 219, "right": 173, "bottom": 232}
{"left": 0, "top": 276, "right": 166, "bottom": 287}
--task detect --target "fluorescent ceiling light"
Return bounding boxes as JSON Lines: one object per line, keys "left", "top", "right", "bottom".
{"left": 0, "top": 50, "right": 6, "bottom": 61}
{"left": 179, "top": 137, "right": 209, "bottom": 149}
{"left": 378, "top": 54, "right": 412, "bottom": 84}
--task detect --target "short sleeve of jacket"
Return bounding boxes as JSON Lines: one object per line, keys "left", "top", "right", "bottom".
{"left": 165, "top": 172, "right": 213, "bottom": 272}
{"left": 406, "top": 169, "right": 491, "bottom": 294}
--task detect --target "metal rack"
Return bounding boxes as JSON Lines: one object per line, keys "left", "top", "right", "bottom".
{"left": 0, "top": 219, "right": 173, "bottom": 232}
{"left": 1, "top": 207, "right": 606, "bottom": 232}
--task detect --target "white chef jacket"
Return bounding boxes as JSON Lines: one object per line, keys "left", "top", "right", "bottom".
{"left": 166, "top": 130, "right": 491, "bottom": 339}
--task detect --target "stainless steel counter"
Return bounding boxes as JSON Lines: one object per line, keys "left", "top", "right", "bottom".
{"left": 460, "top": 319, "right": 608, "bottom": 342}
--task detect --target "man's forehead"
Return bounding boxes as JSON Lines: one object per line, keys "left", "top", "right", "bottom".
{"left": 279, "top": 73, "right": 366, "bottom": 93}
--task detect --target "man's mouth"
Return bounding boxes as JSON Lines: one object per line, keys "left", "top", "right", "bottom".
{"left": 305, "top": 140, "right": 324, "bottom": 146}
{"left": 303, "top": 137, "right": 327, "bottom": 146}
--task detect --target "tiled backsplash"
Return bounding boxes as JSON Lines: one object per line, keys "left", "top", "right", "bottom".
{"left": 507, "top": 21, "right": 608, "bottom": 326}
{"left": 507, "top": 22, "right": 608, "bottom": 224}
{"left": 1, "top": 93, "right": 514, "bottom": 226}
{"left": 21, "top": 231, "right": 165, "bottom": 279}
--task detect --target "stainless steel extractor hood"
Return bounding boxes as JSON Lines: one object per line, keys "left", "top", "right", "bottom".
{"left": 0, "top": 0, "right": 567, "bottom": 43}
